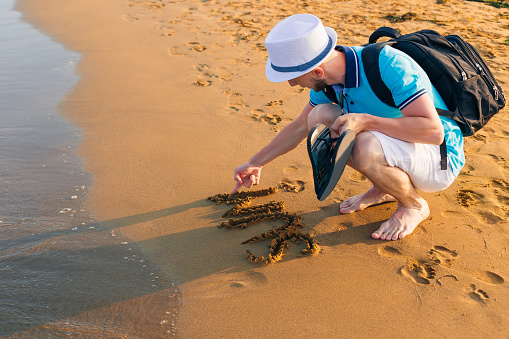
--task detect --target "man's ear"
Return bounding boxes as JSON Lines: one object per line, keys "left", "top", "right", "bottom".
{"left": 312, "top": 67, "right": 324, "bottom": 78}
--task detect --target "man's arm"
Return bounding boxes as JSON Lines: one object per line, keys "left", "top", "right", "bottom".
{"left": 331, "top": 93, "right": 444, "bottom": 145}
{"left": 231, "top": 103, "right": 314, "bottom": 195}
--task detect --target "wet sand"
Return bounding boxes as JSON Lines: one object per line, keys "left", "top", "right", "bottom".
{"left": 18, "top": 0, "right": 509, "bottom": 337}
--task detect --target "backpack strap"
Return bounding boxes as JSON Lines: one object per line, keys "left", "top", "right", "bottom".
{"left": 439, "top": 139, "right": 448, "bottom": 170}
{"left": 368, "top": 26, "right": 402, "bottom": 43}
{"left": 362, "top": 41, "right": 449, "bottom": 170}
{"left": 323, "top": 85, "right": 339, "bottom": 105}
{"left": 323, "top": 84, "right": 344, "bottom": 108}
{"left": 361, "top": 42, "right": 396, "bottom": 107}
{"left": 436, "top": 108, "right": 453, "bottom": 119}
{"left": 437, "top": 108, "right": 451, "bottom": 170}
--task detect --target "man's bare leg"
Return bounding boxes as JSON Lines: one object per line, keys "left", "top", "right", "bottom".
{"left": 307, "top": 105, "right": 430, "bottom": 240}
{"left": 307, "top": 104, "right": 343, "bottom": 137}
{"left": 347, "top": 132, "right": 430, "bottom": 240}
{"left": 340, "top": 186, "right": 396, "bottom": 214}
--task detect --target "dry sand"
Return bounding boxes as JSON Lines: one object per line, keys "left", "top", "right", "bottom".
{"left": 18, "top": 0, "right": 509, "bottom": 337}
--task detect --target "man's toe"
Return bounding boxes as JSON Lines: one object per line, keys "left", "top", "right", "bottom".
{"left": 398, "top": 229, "right": 410, "bottom": 239}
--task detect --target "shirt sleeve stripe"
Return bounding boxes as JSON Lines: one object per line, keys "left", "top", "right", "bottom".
{"left": 398, "top": 89, "right": 426, "bottom": 110}
{"left": 309, "top": 100, "right": 317, "bottom": 107}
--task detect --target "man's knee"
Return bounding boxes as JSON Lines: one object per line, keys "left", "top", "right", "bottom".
{"left": 350, "top": 132, "right": 387, "bottom": 173}
{"left": 307, "top": 104, "right": 342, "bottom": 130}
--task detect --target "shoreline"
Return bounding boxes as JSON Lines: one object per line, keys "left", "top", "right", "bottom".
{"left": 1, "top": 1, "right": 182, "bottom": 336}
{"left": 17, "top": 0, "right": 509, "bottom": 337}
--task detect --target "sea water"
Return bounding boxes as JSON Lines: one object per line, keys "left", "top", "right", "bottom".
{"left": 0, "top": 1, "right": 179, "bottom": 336}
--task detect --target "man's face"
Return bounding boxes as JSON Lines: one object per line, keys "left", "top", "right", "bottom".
{"left": 287, "top": 71, "right": 326, "bottom": 92}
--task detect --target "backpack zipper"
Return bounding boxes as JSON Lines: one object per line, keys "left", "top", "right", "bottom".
{"left": 475, "top": 63, "right": 485, "bottom": 75}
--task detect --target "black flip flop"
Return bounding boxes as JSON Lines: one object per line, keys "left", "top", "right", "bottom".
{"left": 307, "top": 124, "right": 356, "bottom": 201}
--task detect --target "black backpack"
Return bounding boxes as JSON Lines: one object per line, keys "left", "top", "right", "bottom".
{"left": 361, "top": 27, "right": 505, "bottom": 137}
{"left": 323, "top": 27, "right": 506, "bottom": 170}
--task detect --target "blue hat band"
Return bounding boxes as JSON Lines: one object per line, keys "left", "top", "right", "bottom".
{"left": 270, "top": 36, "right": 333, "bottom": 73}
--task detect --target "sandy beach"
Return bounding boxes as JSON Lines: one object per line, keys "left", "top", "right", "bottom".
{"left": 17, "top": 0, "right": 509, "bottom": 337}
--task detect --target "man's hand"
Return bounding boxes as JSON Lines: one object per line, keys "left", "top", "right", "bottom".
{"left": 231, "top": 163, "right": 263, "bottom": 196}
{"left": 331, "top": 113, "right": 368, "bottom": 137}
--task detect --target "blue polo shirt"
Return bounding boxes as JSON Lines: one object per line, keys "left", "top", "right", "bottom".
{"left": 309, "top": 45, "right": 465, "bottom": 176}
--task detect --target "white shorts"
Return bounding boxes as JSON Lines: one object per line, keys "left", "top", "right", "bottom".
{"left": 371, "top": 131, "right": 457, "bottom": 192}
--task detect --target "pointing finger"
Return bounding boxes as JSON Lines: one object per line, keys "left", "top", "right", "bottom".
{"left": 230, "top": 179, "right": 243, "bottom": 197}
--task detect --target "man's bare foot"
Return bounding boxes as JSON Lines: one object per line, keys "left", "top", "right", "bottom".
{"left": 372, "top": 198, "right": 430, "bottom": 241}
{"left": 340, "top": 186, "right": 396, "bottom": 214}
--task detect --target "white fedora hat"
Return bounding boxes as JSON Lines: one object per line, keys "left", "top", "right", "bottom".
{"left": 265, "top": 14, "right": 338, "bottom": 83}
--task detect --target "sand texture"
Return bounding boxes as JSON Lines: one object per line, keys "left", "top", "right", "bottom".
{"left": 18, "top": 0, "right": 509, "bottom": 337}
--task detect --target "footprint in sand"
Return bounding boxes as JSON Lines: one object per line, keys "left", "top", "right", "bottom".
{"left": 253, "top": 42, "right": 266, "bottom": 52}
{"left": 190, "top": 44, "right": 207, "bottom": 52}
{"left": 196, "top": 271, "right": 268, "bottom": 298}
{"left": 249, "top": 109, "right": 264, "bottom": 121}
{"left": 488, "top": 154, "right": 509, "bottom": 173}
{"left": 167, "top": 46, "right": 185, "bottom": 56}
{"left": 488, "top": 154, "right": 506, "bottom": 165}
{"left": 473, "top": 133, "right": 488, "bottom": 141}
{"left": 491, "top": 178, "right": 509, "bottom": 203}
{"left": 279, "top": 179, "right": 305, "bottom": 193}
{"left": 490, "top": 178, "right": 509, "bottom": 190}
{"left": 249, "top": 109, "right": 283, "bottom": 129}
{"left": 491, "top": 178, "right": 509, "bottom": 192}
{"left": 399, "top": 261, "right": 436, "bottom": 285}
{"left": 478, "top": 210, "right": 505, "bottom": 224}
{"left": 379, "top": 245, "right": 461, "bottom": 285}
{"left": 169, "top": 41, "right": 207, "bottom": 56}
{"left": 123, "top": 13, "right": 145, "bottom": 21}
{"left": 428, "top": 245, "right": 458, "bottom": 267}
{"left": 440, "top": 210, "right": 463, "bottom": 218}
{"left": 291, "top": 87, "right": 305, "bottom": 94}
{"left": 349, "top": 170, "right": 367, "bottom": 183}
{"left": 195, "top": 63, "right": 210, "bottom": 72}
{"left": 377, "top": 246, "right": 437, "bottom": 285}
{"left": 161, "top": 29, "right": 177, "bottom": 37}
{"left": 494, "top": 190, "right": 509, "bottom": 205}
{"left": 153, "top": 23, "right": 177, "bottom": 35}
{"left": 261, "top": 113, "right": 282, "bottom": 125}
{"left": 194, "top": 64, "right": 232, "bottom": 83}
{"left": 229, "top": 271, "right": 268, "bottom": 289}
{"left": 470, "top": 270, "right": 505, "bottom": 285}
{"left": 283, "top": 166, "right": 298, "bottom": 174}
{"left": 468, "top": 284, "right": 490, "bottom": 304}
{"left": 457, "top": 189, "right": 484, "bottom": 207}
{"left": 169, "top": 41, "right": 206, "bottom": 53}
{"left": 224, "top": 90, "right": 245, "bottom": 109}
{"left": 266, "top": 100, "right": 283, "bottom": 107}
{"left": 378, "top": 245, "right": 404, "bottom": 259}
{"left": 194, "top": 79, "right": 212, "bottom": 87}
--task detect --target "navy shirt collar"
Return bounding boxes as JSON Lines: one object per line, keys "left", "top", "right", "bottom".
{"left": 335, "top": 45, "right": 360, "bottom": 89}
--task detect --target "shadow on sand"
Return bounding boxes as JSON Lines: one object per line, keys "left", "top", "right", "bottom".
{"left": 2, "top": 197, "right": 392, "bottom": 337}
